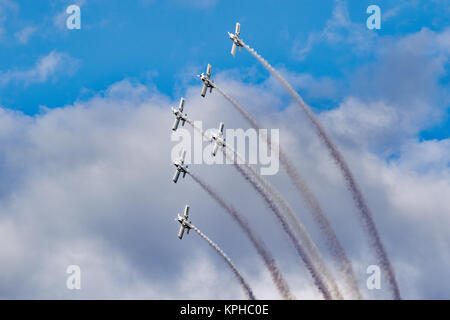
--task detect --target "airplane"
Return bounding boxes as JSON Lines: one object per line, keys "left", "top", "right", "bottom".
{"left": 228, "top": 22, "right": 243, "bottom": 57}
{"left": 198, "top": 64, "right": 215, "bottom": 97}
{"left": 176, "top": 204, "right": 192, "bottom": 240}
{"left": 172, "top": 149, "right": 188, "bottom": 183}
{"left": 171, "top": 97, "right": 188, "bottom": 131}
{"left": 211, "top": 122, "right": 226, "bottom": 156}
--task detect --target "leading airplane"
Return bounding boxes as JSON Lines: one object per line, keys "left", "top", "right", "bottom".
{"left": 172, "top": 150, "right": 188, "bottom": 183}
{"left": 171, "top": 97, "right": 187, "bottom": 131}
{"left": 176, "top": 205, "right": 192, "bottom": 240}
{"left": 228, "top": 22, "right": 243, "bottom": 57}
{"left": 198, "top": 64, "right": 215, "bottom": 97}
{"left": 211, "top": 122, "right": 226, "bottom": 156}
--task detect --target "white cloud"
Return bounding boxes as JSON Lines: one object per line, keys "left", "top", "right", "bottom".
{"left": 312, "top": 27, "right": 450, "bottom": 156}
{"left": 383, "top": 0, "right": 420, "bottom": 21}
{"left": 0, "top": 25, "right": 449, "bottom": 299}
{"left": 14, "top": 26, "right": 37, "bottom": 44}
{"left": 0, "top": 70, "right": 447, "bottom": 299}
{"left": 293, "top": 0, "right": 377, "bottom": 60}
{"left": 0, "top": 51, "right": 80, "bottom": 86}
{"left": 0, "top": 0, "right": 19, "bottom": 39}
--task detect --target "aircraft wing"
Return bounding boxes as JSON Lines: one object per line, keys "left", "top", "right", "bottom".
{"left": 206, "top": 64, "right": 212, "bottom": 78}
{"left": 235, "top": 22, "right": 240, "bottom": 37}
{"left": 183, "top": 205, "right": 190, "bottom": 219}
{"left": 172, "top": 117, "right": 181, "bottom": 131}
{"left": 178, "top": 97, "right": 185, "bottom": 112}
{"left": 173, "top": 169, "right": 181, "bottom": 183}
{"left": 219, "top": 122, "right": 224, "bottom": 135}
{"left": 201, "top": 84, "right": 207, "bottom": 97}
{"left": 231, "top": 43, "right": 237, "bottom": 57}
{"left": 178, "top": 225, "right": 185, "bottom": 239}
{"left": 212, "top": 142, "right": 219, "bottom": 156}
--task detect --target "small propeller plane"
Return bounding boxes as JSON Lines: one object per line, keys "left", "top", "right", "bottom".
{"left": 171, "top": 97, "right": 187, "bottom": 131}
{"left": 198, "top": 64, "right": 215, "bottom": 97}
{"left": 211, "top": 122, "right": 226, "bottom": 156}
{"left": 172, "top": 150, "right": 188, "bottom": 183}
{"left": 176, "top": 205, "right": 192, "bottom": 240}
{"left": 228, "top": 22, "right": 243, "bottom": 57}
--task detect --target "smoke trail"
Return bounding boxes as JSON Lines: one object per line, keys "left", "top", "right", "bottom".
{"left": 188, "top": 171, "right": 295, "bottom": 300}
{"left": 185, "top": 118, "right": 212, "bottom": 142}
{"left": 214, "top": 85, "right": 362, "bottom": 299}
{"left": 223, "top": 153, "right": 333, "bottom": 300}
{"left": 241, "top": 40, "right": 401, "bottom": 299}
{"left": 190, "top": 224, "right": 255, "bottom": 300}
{"left": 224, "top": 145, "right": 343, "bottom": 300}
{"left": 186, "top": 117, "right": 339, "bottom": 299}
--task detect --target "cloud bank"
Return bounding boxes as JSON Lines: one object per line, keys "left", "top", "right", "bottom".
{"left": 0, "top": 24, "right": 449, "bottom": 299}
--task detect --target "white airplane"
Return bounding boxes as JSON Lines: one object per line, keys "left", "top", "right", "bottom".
{"left": 176, "top": 205, "right": 192, "bottom": 240}
{"left": 228, "top": 22, "right": 243, "bottom": 57}
{"left": 198, "top": 64, "right": 214, "bottom": 97}
{"left": 211, "top": 122, "right": 226, "bottom": 156}
{"left": 172, "top": 150, "right": 188, "bottom": 183}
{"left": 171, "top": 97, "right": 188, "bottom": 131}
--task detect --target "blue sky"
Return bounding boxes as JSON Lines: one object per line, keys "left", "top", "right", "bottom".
{"left": 0, "top": 0, "right": 449, "bottom": 299}
{"left": 0, "top": 0, "right": 448, "bottom": 122}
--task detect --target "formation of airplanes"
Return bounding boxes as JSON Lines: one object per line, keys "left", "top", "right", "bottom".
{"left": 171, "top": 22, "right": 241, "bottom": 239}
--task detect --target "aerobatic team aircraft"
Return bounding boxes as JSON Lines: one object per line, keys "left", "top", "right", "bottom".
{"left": 176, "top": 205, "right": 192, "bottom": 240}
{"left": 199, "top": 64, "right": 215, "bottom": 97}
{"left": 172, "top": 149, "right": 188, "bottom": 183}
{"left": 211, "top": 122, "right": 226, "bottom": 156}
{"left": 228, "top": 22, "right": 243, "bottom": 57}
{"left": 171, "top": 97, "right": 187, "bottom": 131}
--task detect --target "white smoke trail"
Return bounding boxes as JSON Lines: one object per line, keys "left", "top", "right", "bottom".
{"left": 190, "top": 224, "right": 255, "bottom": 300}
{"left": 241, "top": 40, "right": 401, "bottom": 299}
{"left": 187, "top": 170, "right": 295, "bottom": 300}
{"left": 213, "top": 85, "right": 361, "bottom": 299}
{"left": 186, "top": 118, "right": 338, "bottom": 299}
{"left": 224, "top": 145, "right": 344, "bottom": 300}
{"left": 223, "top": 150, "right": 334, "bottom": 300}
